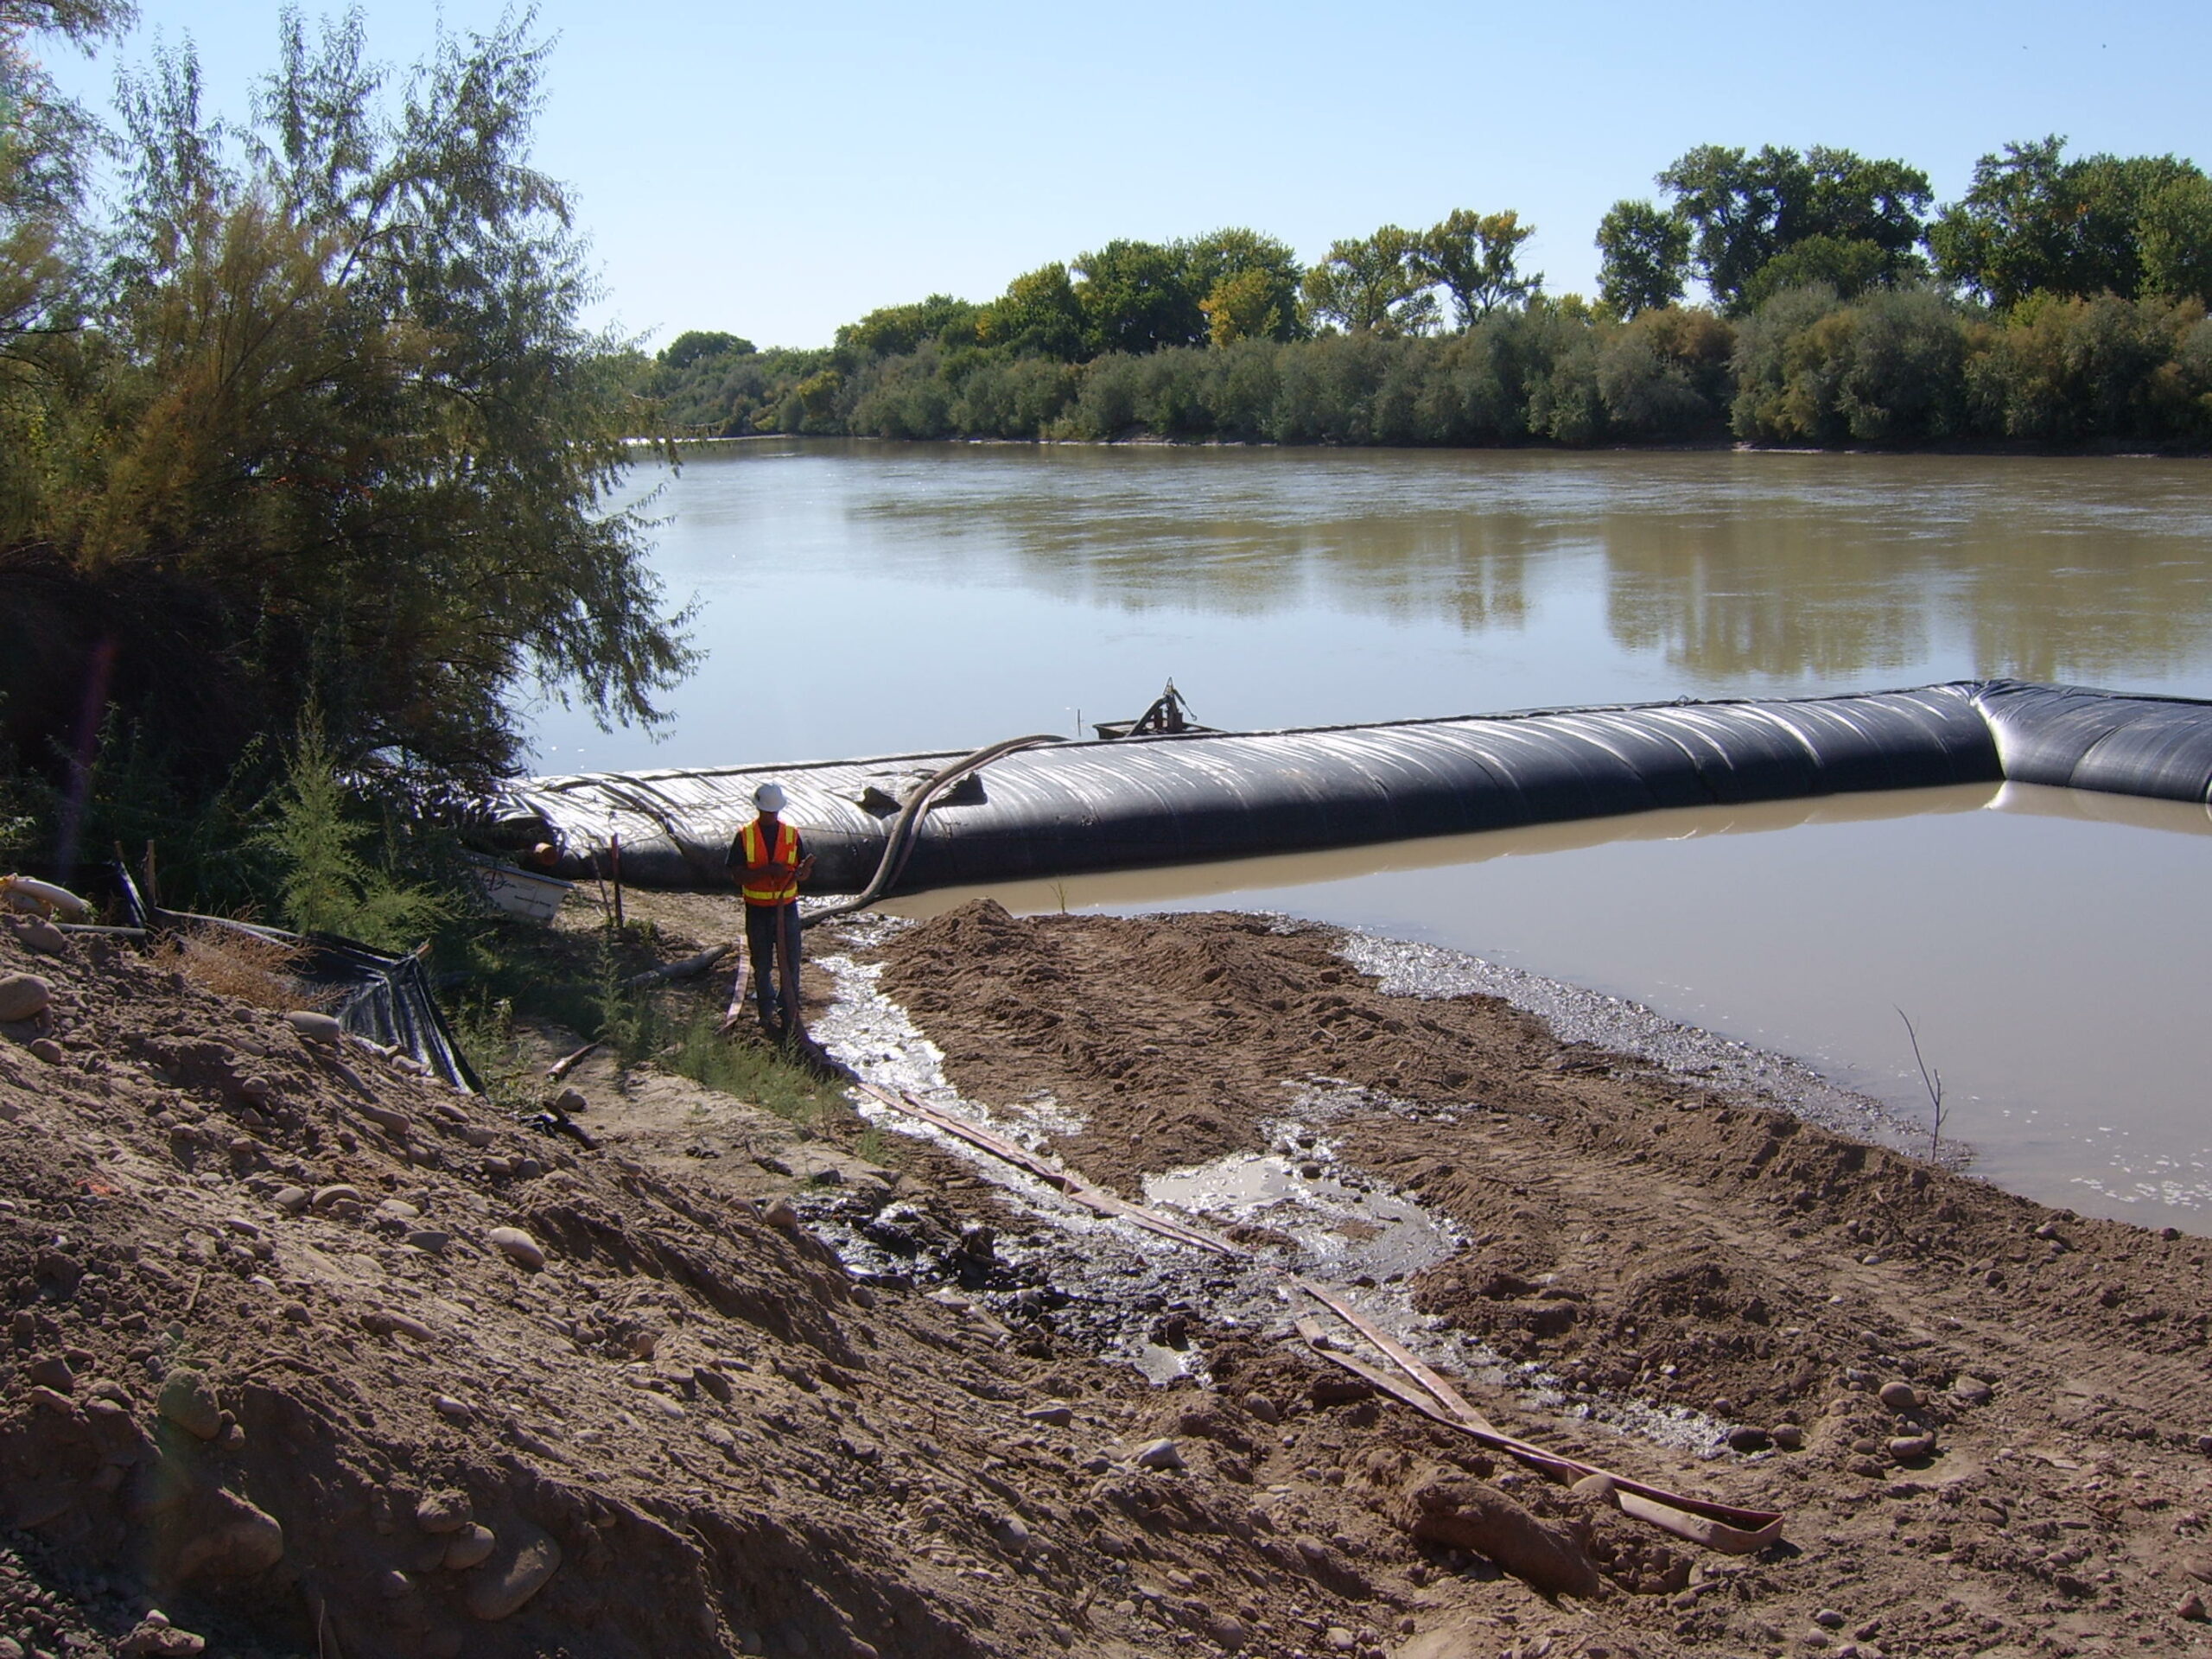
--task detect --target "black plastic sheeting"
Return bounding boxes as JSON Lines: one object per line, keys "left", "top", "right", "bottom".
{"left": 488, "top": 681, "right": 2055, "bottom": 897}
{"left": 117, "top": 870, "right": 480, "bottom": 1093}
{"left": 1977, "top": 682, "right": 2212, "bottom": 803}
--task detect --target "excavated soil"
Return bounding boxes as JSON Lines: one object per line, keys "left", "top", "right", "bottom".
{"left": 5, "top": 893, "right": 2212, "bottom": 1659}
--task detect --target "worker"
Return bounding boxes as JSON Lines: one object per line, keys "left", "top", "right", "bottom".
{"left": 728, "top": 781, "right": 814, "bottom": 1039}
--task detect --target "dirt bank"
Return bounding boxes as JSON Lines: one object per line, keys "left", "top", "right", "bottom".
{"left": 5, "top": 896, "right": 2212, "bottom": 1659}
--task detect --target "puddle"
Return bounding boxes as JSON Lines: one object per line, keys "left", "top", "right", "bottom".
{"left": 808, "top": 924, "right": 1738, "bottom": 1456}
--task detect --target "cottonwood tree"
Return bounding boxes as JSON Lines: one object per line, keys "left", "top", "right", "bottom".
{"left": 1594, "top": 199, "right": 1691, "bottom": 318}
{"left": 1414, "top": 208, "right": 1541, "bottom": 327}
{"left": 1301, "top": 226, "right": 1439, "bottom": 336}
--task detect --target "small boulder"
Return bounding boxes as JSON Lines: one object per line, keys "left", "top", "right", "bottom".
{"left": 486, "top": 1227, "right": 545, "bottom": 1270}
{"left": 271, "top": 1186, "right": 310, "bottom": 1216}
{"left": 1950, "top": 1375, "right": 1993, "bottom": 1407}
{"left": 463, "top": 1525, "right": 562, "bottom": 1620}
{"left": 553, "top": 1087, "right": 588, "bottom": 1115}
{"left": 25, "top": 1355, "right": 73, "bottom": 1393}
{"left": 1022, "top": 1403, "right": 1074, "bottom": 1428}
{"left": 1878, "top": 1379, "right": 1920, "bottom": 1413}
{"left": 1770, "top": 1422, "right": 1806, "bottom": 1451}
{"left": 416, "top": 1491, "right": 472, "bottom": 1534}
{"left": 157, "top": 1371, "right": 223, "bottom": 1440}
{"left": 1889, "top": 1431, "right": 1937, "bottom": 1461}
{"left": 761, "top": 1198, "right": 800, "bottom": 1231}
{"left": 8, "top": 918, "right": 67, "bottom": 957}
{"left": 0, "top": 973, "right": 51, "bottom": 1023}
{"left": 1408, "top": 1478, "right": 1601, "bottom": 1598}
{"left": 286, "top": 1010, "right": 343, "bottom": 1046}
{"left": 443, "top": 1524, "right": 497, "bottom": 1571}
{"left": 1134, "top": 1438, "right": 1184, "bottom": 1471}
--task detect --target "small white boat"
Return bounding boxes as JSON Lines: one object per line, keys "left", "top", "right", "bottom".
{"left": 468, "top": 857, "right": 574, "bottom": 923}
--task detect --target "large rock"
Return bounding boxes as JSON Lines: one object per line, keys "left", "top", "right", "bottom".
{"left": 171, "top": 1490, "right": 284, "bottom": 1582}
{"left": 486, "top": 1227, "right": 546, "bottom": 1270}
{"left": 1406, "top": 1478, "right": 1601, "bottom": 1598}
{"left": 156, "top": 1371, "right": 222, "bottom": 1441}
{"left": 464, "top": 1524, "right": 562, "bottom": 1620}
{"left": 0, "top": 974, "right": 50, "bottom": 1023}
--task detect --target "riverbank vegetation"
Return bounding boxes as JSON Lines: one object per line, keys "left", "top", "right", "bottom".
{"left": 646, "top": 140, "right": 2212, "bottom": 451}
{"left": 0, "top": 3, "right": 690, "bottom": 935}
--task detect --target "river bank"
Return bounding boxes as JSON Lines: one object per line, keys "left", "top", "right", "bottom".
{"left": 9, "top": 892, "right": 2212, "bottom": 1656}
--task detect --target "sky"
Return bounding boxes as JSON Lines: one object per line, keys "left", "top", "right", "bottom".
{"left": 39, "top": 0, "right": 2212, "bottom": 351}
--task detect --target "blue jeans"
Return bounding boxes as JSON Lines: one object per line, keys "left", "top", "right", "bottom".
{"left": 746, "top": 902, "right": 804, "bottom": 1034}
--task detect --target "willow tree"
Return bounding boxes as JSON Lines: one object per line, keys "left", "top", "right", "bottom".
{"left": 2, "top": 7, "right": 691, "bottom": 832}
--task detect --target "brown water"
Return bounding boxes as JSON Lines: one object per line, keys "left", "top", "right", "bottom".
{"left": 533, "top": 442, "right": 2212, "bottom": 1230}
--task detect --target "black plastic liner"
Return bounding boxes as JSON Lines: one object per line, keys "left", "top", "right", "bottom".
{"left": 486, "top": 682, "right": 2049, "bottom": 896}
{"left": 1976, "top": 682, "right": 2212, "bottom": 803}
{"left": 116, "top": 870, "right": 480, "bottom": 1093}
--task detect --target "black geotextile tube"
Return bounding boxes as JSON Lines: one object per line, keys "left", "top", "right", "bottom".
{"left": 1974, "top": 681, "right": 2212, "bottom": 804}
{"left": 492, "top": 682, "right": 2024, "bottom": 894}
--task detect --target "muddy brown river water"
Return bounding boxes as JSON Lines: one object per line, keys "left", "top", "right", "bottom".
{"left": 534, "top": 442, "right": 2212, "bottom": 1230}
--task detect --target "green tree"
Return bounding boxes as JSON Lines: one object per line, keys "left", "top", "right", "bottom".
{"left": 2, "top": 6, "right": 694, "bottom": 812}
{"left": 2141, "top": 173, "right": 2212, "bottom": 306}
{"left": 1594, "top": 199, "right": 1690, "bottom": 318}
{"left": 1301, "top": 226, "right": 1439, "bottom": 337}
{"left": 977, "top": 261, "right": 1085, "bottom": 360}
{"left": 835, "top": 293, "right": 980, "bottom": 362}
{"left": 1929, "top": 137, "right": 2212, "bottom": 308}
{"left": 1414, "top": 208, "right": 1541, "bottom": 327}
{"left": 658, "top": 329, "right": 750, "bottom": 369}
{"left": 1183, "top": 226, "right": 1305, "bottom": 345}
{"left": 1072, "top": 238, "right": 1205, "bottom": 356}
{"left": 1657, "top": 143, "right": 1931, "bottom": 313}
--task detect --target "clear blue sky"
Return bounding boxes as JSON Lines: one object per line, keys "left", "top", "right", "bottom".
{"left": 41, "top": 0, "right": 2212, "bottom": 350}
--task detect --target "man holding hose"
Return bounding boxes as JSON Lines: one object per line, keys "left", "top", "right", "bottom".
{"left": 729, "top": 782, "right": 813, "bottom": 1039}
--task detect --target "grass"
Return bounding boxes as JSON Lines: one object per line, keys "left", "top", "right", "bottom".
{"left": 664, "top": 1007, "right": 836, "bottom": 1126}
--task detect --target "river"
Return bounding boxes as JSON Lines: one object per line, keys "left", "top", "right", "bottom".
{"left": 529, "top": 440, "right": 2212, "bottom": 1230}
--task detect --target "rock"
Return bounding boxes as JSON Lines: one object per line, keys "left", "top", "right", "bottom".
{"left": 28, "top": 1383, "right": 73, "bottom": 1413}
{"left": 1771, "top": 1422, "right": 1805, "bottom": 1451}
{"left": 433, "top": 1395, "right": 474, "bottom": 1425}
{"left": 0, "top": 973, "right": 50, "bottom": 1022}
{"left": 118, "top": 1613, "right": 207, "bottom": 1657}
{"left": 172, "top": 1490, "right": 284, "bottom": 1580}
{"left": 2183, "top": 1554, "right": 2212, "bottom": 1584}
{"left": 26, "top": 1354, "right": 74, "bottom": 1392}
{"left": 443, "top": 1523, "right": 497, "bottom": 1570}
{"left": 310, "top": 1183, "right": 362, "bottom": 1211}
{"left": 157, "top": 1370, "right": 223, "bottom": 1440}
{"left": 408, "top": 1229, "right": 451, "bottom": 1255}
{"left": 1889, "top": 1432, "right": 1937, "bottom": 1460}
{"left": 362, "top": 1309, "right": 435, "bottom": 1342}
{"left": 1408, "top": 1478, "right": 1601, "bottom": 1597}
{"left": 1569, "top": 1473, "right": 1618, "bottom": 1504}
{"left": 553, "top": 1087, "right": 588, "bottom": 1115}
{"left": 26, "top": 1038, "right": 62, "bottom": 1064}
{"left": 463, "top": 1524, "right": 562, "bottom": 1620}
{"left": 486, "top": 1226, "right": 546, "bottom": 1270}
{"left": 1325, "top": 1629, "right": 1357, "bottom": 1653}
{"left": 416, "top": 1491, "right": 472, "bottom": 1534}
{"left": 694, "top": 1366, "right": 734, "bottom": 1403}
{"left": 2178, "top": 1590, "right": 2208, "bottom": 1621}
{"left": 992, "top": 1513, "right": 1031, "bottom": 1553}
{"left": 1814, "top": 1609, "right": 1847, "bottom": 1629}
{"left": 1951, "top": 1375, "right": 1993, "bottom": 1407}
{"left": 377, "top": 1198, "right": 421, "bottom": 1222}
{"left": 286, "top": 1010, "right": 343, "bottom": 1045}
{"left": 1878, "top": 1379, "right": 1920, "bottom": 1413}
{"left": 1242, "top": 1391, "right": 1281, "bottom": 1426}
{"left": 1726, "top": 1425, "right": 1772, "bottom": 1453}
{"left": 1022, "top": 1403, "right": 1074, "bottom": 1427}
{"left": 271, "top": 1186, "right": 310, "bottom": 1215}
{"left": 1134, "top": 1438, "right": 1184, "bottom": 1471}
{"left": 9, "top": 918, "right": 67, "bottom": 957}
{"left": 761, "top": 1198, "right": 800, "bottom": 1230}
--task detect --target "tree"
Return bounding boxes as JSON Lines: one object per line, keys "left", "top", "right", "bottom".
{"left": 1183, "top": 226, "right": 1305, "bottom": 345}
{"left": 658, "top": 329, "right": 751, "bottom": 369}
{"left": 1071, "top": 238, "right": 1205, "bottom": 356}
{"left": 1301, "top": 226, "right": 1438, "bottom": 337}
{"left": 3, "top": 6, "right": 695, "bottom": 802}
{"left": 1929, "top": 136, "right": 2212, "bottom": 308}
{"left": 1414, "top": 208, "right": 1541, "bottom": 327}
{"left": 835, "top": 294, "right": 979, "bottom": 362}
{"left": 978, "top": 262, "right": 1085, "bottom": 360}
{"left": 2141, "top": 172, "right": 2212, "bottom": 306}
{"left": 1656, "top": 143, "right": 1930, "bottom": 313}
{"left": 1594, "top": 199, "right": 1690, "bottom": 318}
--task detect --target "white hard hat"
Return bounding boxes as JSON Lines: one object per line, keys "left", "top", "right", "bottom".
{"left": 753, "top": 782, "right": 787, "bottom": 811}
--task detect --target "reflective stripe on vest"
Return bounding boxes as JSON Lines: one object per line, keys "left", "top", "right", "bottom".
{"left": 738, "top": 819, "right": 801, "bottom": 906}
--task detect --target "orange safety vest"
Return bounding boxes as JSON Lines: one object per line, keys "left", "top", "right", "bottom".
{"left": 737, "top": 818, "right": 803, "bottom": 906}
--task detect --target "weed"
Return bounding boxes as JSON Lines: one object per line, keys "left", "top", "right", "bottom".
{"left": 1897, "top": 1007, "right": 1948, "bottom": 1159}
{"left": 664, "top": 1007, "right": 832, "bottom": 1125}
{"left": 151, "top": 925, "right": 334, "bottom": 1012}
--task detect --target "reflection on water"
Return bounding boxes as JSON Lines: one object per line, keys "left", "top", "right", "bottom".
{"left": 884, "top": 785, "right": 2212, "bottom": 1236}
{"left": 533, "top": 442, "right": 2212, "bottom": 772}
{"left": 529, "top": 443, "right": 2212, "bottom": 1233}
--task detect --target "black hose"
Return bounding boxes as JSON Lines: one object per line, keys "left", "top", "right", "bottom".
{"left": 803, "top": 732, "right": 1065, "bottom": 929}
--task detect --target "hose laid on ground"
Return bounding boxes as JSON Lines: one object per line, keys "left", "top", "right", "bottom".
{"left": 802, "top": 732, "right": 1065, "bottom": 930}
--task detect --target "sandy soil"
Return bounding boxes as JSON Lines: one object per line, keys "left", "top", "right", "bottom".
{"left": 3, "top": 893, "right": 2211, "bottom": 1659}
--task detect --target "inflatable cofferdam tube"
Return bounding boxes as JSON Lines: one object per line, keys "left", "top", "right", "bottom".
{"left": 485, "top": 681, "right": 2212, "bottom": 897}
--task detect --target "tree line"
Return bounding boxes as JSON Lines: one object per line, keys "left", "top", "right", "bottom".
{"left": 645, "top": 138, "right": 2212, "bottom": 450}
